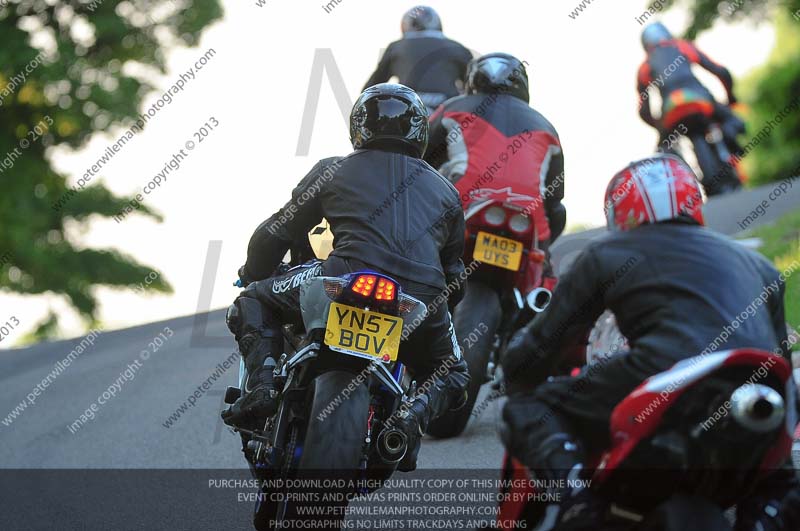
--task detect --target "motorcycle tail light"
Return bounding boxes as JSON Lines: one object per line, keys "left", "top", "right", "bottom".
{"left": 398, "top": 295, "right": 421, "bottom": 315}
{"left": 323, "top": 278, "right": 347, "bottom": 299}
{"left": 509, "top": 213, "right": 532, "bottom": 233}
{"left": 374, "top": 278, "right": 396, "bottom": 301}
{"left": 483, "top": 206, "right": 507, "bottom": 227}
{"left": 351, "top": 274, "right": 376, "bottom": 297}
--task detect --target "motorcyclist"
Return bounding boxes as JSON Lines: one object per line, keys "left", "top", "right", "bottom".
{"left": 501, "top": 154, "right": 798, "bottom": 530}
{"left": 364, "top": 6, "right": 473, "bottom": 112}
{"left": 637, "top": 21, "right": 746, "bottom": 194}
{"left": 425, "top": 52, "right": 565, "bottom": 291}
{"left": 222, "top": 83, "right": 470, "bottom": 471}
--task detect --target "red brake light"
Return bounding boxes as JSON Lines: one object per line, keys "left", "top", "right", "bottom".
{"left": 351, "top": 275, "right": 376, "bottom": 297}
{"left": 374, "top": 278, "right": 396, "bottom": 301}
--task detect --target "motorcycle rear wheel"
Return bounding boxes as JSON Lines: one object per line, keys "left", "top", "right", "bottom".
{"left": 299, "top": 370, "right": 370, "bottom": 470}
{"left": 689, "top": 133, "right": 741, "bottom": 196}
{"left": 427, "top": 281, "right": 502, "bottom": 439}
{"left": 257, "top": 371, "right": 369, "bottom": 531}
{"left": 298, "top": 370, "right": 370, "bottom": 529}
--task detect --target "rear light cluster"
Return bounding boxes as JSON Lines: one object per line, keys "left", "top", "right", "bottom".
{"left": 352, "top": 274, "right": 376, "bottom": 297}
{"left": 323, "top": 278, "right": 346, "bottom": 299}
{"left": 509, "top": 213, "right": 531, "bottom": 233}
{"left": 398, "top": 296, "right": 419, "bottom": 315}
{"left": 375, "top": 278, "right": 395, "bottom": 301}
{"left": 483, "top": 206, "right": 507, "bottom": 226}
{"left": 350, "top": 274, "right": 396, "bottom": 301}
{"left": 481, "top": 205, "right": 532, "bottom": 234}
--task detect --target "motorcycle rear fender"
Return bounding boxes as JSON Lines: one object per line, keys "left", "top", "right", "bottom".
{"left": 298, "top": 276, "right": 427, "bottom": 340}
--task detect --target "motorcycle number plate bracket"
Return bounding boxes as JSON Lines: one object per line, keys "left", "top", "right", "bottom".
{"left": 473, "top": 231, "right": 523, "bottom": 271}
{"left": 324, "top": 302, "right": 402, "bottom": 362}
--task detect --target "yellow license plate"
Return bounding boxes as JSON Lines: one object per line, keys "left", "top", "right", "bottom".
{"left": 473, "top": 231, "right": 524, "bottom": 271}
{"left": 325, "top": 302, "right": 403, "bottom": 361}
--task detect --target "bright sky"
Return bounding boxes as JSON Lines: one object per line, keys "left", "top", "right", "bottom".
{"left": 0, "top": 0, "right": 776, "bottom": 345}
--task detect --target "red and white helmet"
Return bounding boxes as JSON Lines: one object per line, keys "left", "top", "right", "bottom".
{"left": 604, "top": 154, "right": 705, "bottom": 231}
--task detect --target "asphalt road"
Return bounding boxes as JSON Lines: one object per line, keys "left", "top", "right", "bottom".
{"left": 0, "top": 180, "right": 797, "bottom": 529}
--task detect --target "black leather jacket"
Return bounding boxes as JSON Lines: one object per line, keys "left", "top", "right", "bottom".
{"left": 243, "top": 149, "right": 466, "bottom": 293}
{"left": 505, "top": 222, "right": 791, "bottom": 386}
{"left": 365, "top": 31, "right": 472, "bottom": 100}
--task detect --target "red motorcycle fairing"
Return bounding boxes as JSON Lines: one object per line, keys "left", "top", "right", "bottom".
{"left": 598, "top": 349, "right": 793, "bottom": 483}
{"left": 662, "top": 89, "right": 715, "bottom": 131}
{"left": 495, "top": 455, "right": 535, "bottom": 529}
{"left": 445, "top": 111, "right": 558, "bottom": 242}
{"left": 463, "top": 198, "right": 547, "bottom": 295}
{"left": 494, "top": 348, "right": 796, "bottom": 528}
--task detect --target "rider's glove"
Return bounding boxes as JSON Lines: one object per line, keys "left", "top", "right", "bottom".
{"left": 395, "top": 397, "right": 428, "bottom": 437}
{"left": 237, "top": 265, "right": 255, "bottom": 287}
{"left": 501, "top": 327, "right": 546, "bottom": 395}
{"left": 393, "top": 398, "right": 428, "bottom": 472}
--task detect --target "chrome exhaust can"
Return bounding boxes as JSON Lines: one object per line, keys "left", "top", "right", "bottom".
{"left": 730, "top": 384, "right": 784, "bottom": 433}
{"left": 376, "top": 428, "right": 408, "bottom": 464}
{"left": 526, "top": 288, "right": 552, "bottom": 313}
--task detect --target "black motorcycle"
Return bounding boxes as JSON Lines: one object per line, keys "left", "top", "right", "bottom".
{"left": 659, "top": 96, "right": 745, "bottom": 197}
{"left": 224, "top": 256, "right": 426, "bottom": 530}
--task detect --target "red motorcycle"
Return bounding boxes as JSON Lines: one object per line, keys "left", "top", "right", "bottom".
{"left": 428, "top": 187, "right": 554, "bottom": 438}
{"left": 495, "top": 348, "right": 797, "bottom": 530}
{"left": 660, "top": 90, "right": 747, "bottom": 196}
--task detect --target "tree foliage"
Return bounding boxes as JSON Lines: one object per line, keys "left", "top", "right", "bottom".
{"left": 663, "top": 0, "right": 800, "bottom": 185}
{"left": 0, "top": 0, "right": 222, "bottom": 337}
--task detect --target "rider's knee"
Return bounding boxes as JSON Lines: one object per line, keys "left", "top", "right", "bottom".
{"left": 225, "top": 304, "right": 241, "bottom": 336}
{"left": 228, "top": 295, "right": 279, "bottom": 339}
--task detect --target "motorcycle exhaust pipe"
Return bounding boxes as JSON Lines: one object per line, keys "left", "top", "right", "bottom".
{"left": 376, "top": 428, "right": 408, "bottom": 465}
{"left": 526, "top": 288, "right": 552, "bottom": 313}
{"left": 730, "top": 384, "right": 784, "bottom": 433}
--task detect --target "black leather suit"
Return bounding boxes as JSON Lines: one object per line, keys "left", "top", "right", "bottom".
{"left": 503, "top": 221, "right": 797, "bottom": 527}
{"left": 232, "top": 147, "right": 470, "bottom": 437}
{"left": 365, "top": 30, "right": 472, "bottom": 110}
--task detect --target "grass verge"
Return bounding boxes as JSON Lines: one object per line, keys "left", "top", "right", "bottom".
{"left": 749, "top": 210, "right": 800, "bottom": 349}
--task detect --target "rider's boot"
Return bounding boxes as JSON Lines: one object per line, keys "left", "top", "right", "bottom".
{"left": 502, "top": 397, "right": 603, "bottom": 531}
{"left": 222, "top": 298, "right": 282, "bottom": 429}
{"left": 529, "top": 436, "right": 601, "bottom": 531}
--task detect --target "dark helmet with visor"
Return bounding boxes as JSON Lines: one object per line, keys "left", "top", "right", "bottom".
{"left": 465, "top": 53, "right": 530, "bottom": 103}
{"left": 350, "top": 83, "right": 429, "bottom": 158}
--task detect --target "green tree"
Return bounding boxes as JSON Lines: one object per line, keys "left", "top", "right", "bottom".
{"left": 662, "top": 0, "right": 800, "bottom": 185}
{"left": 0, "top": 0, "right": 222, "bottom": 338}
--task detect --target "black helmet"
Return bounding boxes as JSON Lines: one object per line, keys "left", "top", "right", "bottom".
{"left": 350, "top": 83, "right": 429, "bottom": 158}
{"left": 401, "top": 6, "right": 442, "bottom": 34}
{"left": 465, "top": 53, "right": 529, "bottom": 103}
{"left": 641, "top": 22, "right": 673, "bottom": 51}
